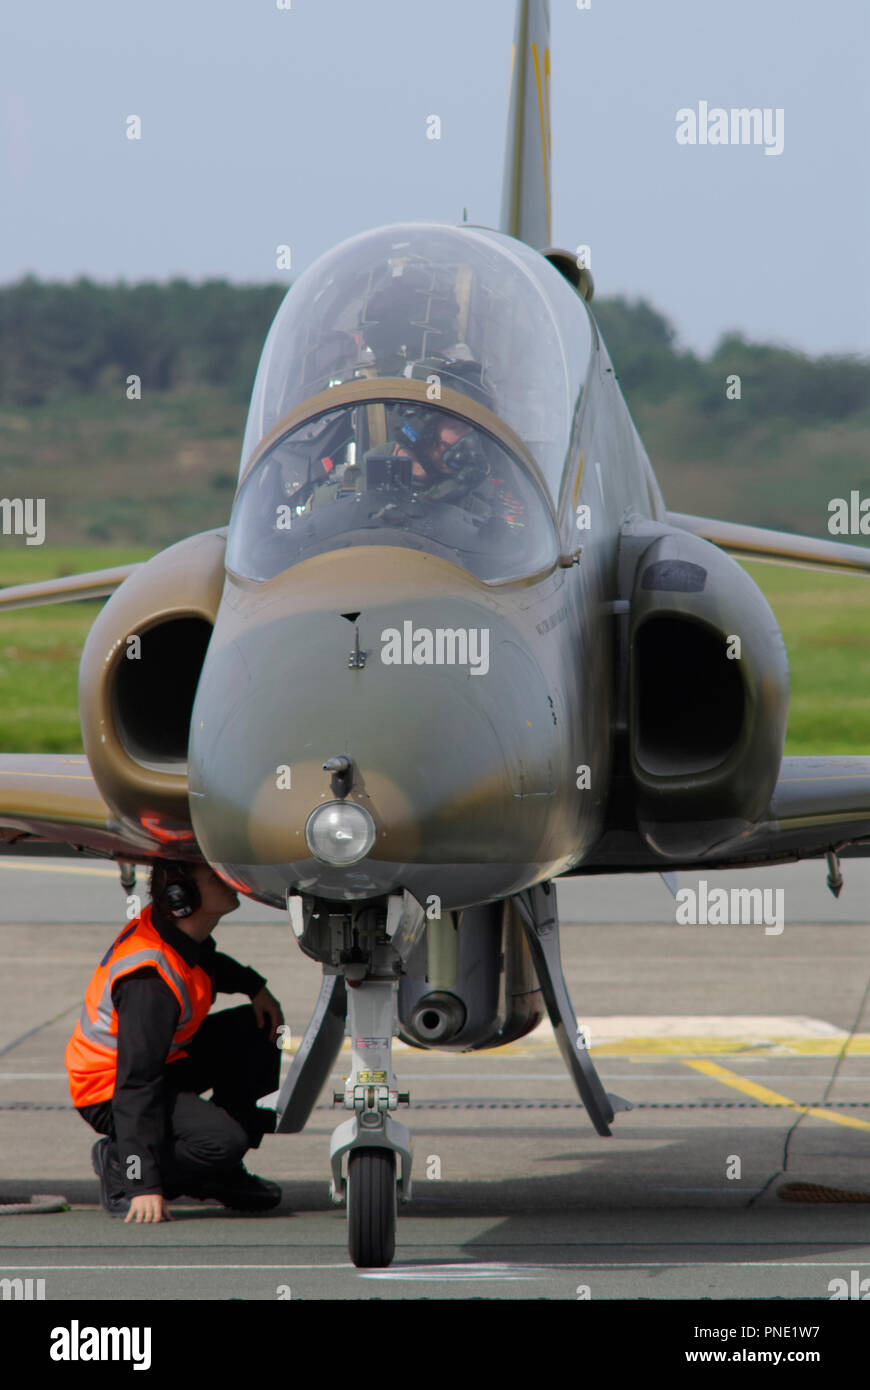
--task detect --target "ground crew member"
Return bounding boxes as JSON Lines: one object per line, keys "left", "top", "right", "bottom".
{"left": 65, "top": 860, "right": 283, "bottom": 1223}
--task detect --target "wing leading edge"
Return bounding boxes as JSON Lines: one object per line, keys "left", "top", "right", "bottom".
{"left": 0, "top": 563, "right": 141, "bottom": 612}
{"left": 667, "top": 512, "right": 870, "bottom": 578}
{"left": 0, "top": 754, "right": 164, "bottom": 860}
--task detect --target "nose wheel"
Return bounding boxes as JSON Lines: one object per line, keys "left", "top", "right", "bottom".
{"left": 348, "top": 1147, "right": 397, "bottom": 1268}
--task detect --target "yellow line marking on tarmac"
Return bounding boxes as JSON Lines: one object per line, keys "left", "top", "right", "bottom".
{"left": 0, "top": 861, "right": 117, "bottom": 878}
{"left": 459, "top": 1016, "right": 870, "bottom": 1059}
{"left": 584, "top": 1037, "right": 870, "bottom": 1057}
{"left": 684, "top": 1059, "right": 870, "bottom": 1131}
{"left": 0, "top": 770, "right": 93, "bottom": 779}
{"left": 461, "top": 1036, "right": 870, "bottom": 1059}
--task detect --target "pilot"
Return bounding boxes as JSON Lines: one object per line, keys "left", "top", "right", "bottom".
{"left": 360, "top": 412, "right": 470, "bottom": 483}
{"left": 65, "top": 861, "right": 284, "bottom": 1223}
{"left": 394, "top": 409, "right": 525, "bottom": 528}
{"left": 351, "top": 412, "right": 475, "bottom": 504}
{"left": 410, "top": 416, "right": 478, "bottom": 489}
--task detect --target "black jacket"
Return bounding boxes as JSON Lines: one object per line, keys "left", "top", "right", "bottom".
{"left": 79, "top": 904, "right": 266, "bottom": 1196}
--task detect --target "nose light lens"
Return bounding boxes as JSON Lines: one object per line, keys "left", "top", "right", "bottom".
{"left": 305, "top": 801, "right": 376, "bottom": 866}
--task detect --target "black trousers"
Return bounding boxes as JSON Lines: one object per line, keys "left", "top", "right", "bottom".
{"left": 81, "top": 1005, "right": 280, "bottom": 1195}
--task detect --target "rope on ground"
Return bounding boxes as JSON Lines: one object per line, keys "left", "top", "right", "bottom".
{"left": 0, "top": 1194, "right": 69, "bottom": 1214}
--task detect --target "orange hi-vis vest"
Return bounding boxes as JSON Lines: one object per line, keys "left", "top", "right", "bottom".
{"left": 65, "top": 905, "right": 215, "bottom": 1108}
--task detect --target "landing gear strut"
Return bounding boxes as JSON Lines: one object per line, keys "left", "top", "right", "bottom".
{"left": 329, "top": 976, "right": 411, "bottom": 1268}
{"left": 271, "top": 893, "right": 421, "bottom": 1268}
{"left": 514, "top": 881, "right": 618, "bottom": 1135}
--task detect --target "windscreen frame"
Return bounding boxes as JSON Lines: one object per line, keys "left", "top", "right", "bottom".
{"left": 228, "top": 379, "right": 562, "bottom": 588}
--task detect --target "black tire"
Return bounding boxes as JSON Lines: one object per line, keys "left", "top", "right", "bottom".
{"left": 347, "top": 1147, "right": 397, "bottom": 1268}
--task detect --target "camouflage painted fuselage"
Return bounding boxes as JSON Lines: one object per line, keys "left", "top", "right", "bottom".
{"left": 186, "top": 224, "right": 664, "bottom": 910}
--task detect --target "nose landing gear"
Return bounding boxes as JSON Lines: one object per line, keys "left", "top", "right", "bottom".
{"left": 272, "top": 893, "right": 422, "bottom": 1268}
{"left": 270, "top": 883, "right": 626, "bottom": 1269}
{"left": 328, "top": 975, "right": 412, "bottom": 1268}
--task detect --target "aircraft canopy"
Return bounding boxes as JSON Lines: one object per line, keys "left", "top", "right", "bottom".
{"left": 240, "top": 223, "right": 592, "bottom": 499}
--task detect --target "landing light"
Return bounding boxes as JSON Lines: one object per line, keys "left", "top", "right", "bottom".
{"left": 305, "top": 801, "right": 376, "bottom": 866}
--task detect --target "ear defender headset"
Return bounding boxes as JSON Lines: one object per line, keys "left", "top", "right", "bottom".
{"left": 152, "top": 861, "right": 201, "bottom": 919}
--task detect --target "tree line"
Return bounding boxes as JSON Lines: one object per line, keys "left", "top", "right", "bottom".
{"left": 0, "top": 277, "right": 286, "bottom": 406}
{"left": 0, "top": 276, "right": 868, "bottom": 426}
{"left": 593, "top": 297, "right": 870, "bottom": 424}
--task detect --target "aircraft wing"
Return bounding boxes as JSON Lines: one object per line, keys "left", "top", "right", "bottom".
{"left": 580, "top": 755, "right": 870, "bottom": 875}
{"left": 667, "top": 512, "right": 870, "bottom": 578}
{"left": 0, "top": 563, "right": 141, "bottom": 612}
{"left": 0, "top": 754, "right": 160, "bottom": 860}
{"left": 736, "top": 755, "right": 870, "bottom": 864}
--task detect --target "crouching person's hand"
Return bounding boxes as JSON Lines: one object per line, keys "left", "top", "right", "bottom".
{"left": 251, "top": 986, "right": 284, "bottom": 1043}
{"left": 125, "top": 1193, "right": 174, "bottom": 1223}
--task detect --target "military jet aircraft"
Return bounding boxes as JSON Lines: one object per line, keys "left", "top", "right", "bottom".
{"left": 2, "top": 0, "right": 869, "bottom": 1267}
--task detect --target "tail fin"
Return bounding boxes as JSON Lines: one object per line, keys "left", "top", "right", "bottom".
{"left": 499, "top": 0, "right": 552, "bottom": 248}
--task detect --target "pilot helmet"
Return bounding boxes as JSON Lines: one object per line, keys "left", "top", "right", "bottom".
{"left": 390, "top": 406, "right": 484, "bottom": 477}
{"left": 437, "top": 425, "right": 486, "bottom": 474}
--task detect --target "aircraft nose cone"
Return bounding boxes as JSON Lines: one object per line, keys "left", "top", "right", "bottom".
{"left": 188, "top": 548, "right": 559, "bottom": 905}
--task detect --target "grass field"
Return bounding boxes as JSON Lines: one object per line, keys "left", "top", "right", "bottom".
{"left": 0, "top": 389, "right": 242, "bottom": 548}
{"left": 0, "top": 548, "right": 152, "bottom": 751}
{"left": 0, "top": 548, "right": 867, "bottom": 755}
{"left": 740, "top": 561, "right": 870, "bottom": 754}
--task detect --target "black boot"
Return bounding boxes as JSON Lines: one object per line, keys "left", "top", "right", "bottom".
{"left": 91, "top": 1138, "right": 131, "bottom": 1218}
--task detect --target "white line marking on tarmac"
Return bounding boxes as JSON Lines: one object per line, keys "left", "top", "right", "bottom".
{"left": 361, "top": 1264, "right": 551, "bottom": 1280}
{"left": 364, "top": 1261, "right": 864, "bottom": 1279}
{"left": 350, "top": 1072, "right": 870, "bottom": 1083}
{"left": 2, "top": 1261, "right": 867, "bottom": 1274}
{"left": 0, "top": 1073, "right": 71, "bottom": 1079}
{"left": 0, "top": 1264, "right": 355, "bottom": 1272}
{"left": 498, "top": 1262, "right": 870, "bottom": 1270}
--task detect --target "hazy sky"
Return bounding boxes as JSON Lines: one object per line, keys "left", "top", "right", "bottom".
{"left": 2, "top": 0, "right": 867, "bottom": 357}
